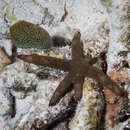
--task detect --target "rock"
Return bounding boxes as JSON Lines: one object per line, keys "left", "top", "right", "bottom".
{"left": 69, "top": 81, "right": 104, "bottom": 130}
{"left": 100, "top": 0, "right": 130, "bottom": 72}
{"left": 0, "top": 0, "right": 129, "bottom": 129}
{"left": 100, "top": 0, "right": 130, "bottom": 128}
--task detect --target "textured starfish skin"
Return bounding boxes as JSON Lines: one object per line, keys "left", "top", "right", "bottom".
{"left": 17, "top": 32, "right": 126, "bottom": 106}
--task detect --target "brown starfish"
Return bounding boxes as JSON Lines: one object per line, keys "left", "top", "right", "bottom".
{"left": 17, "top": 31, "right": 126, "bottom": 106}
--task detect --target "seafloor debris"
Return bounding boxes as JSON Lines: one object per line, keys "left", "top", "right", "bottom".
{"left": 60, "top": 2, "right": 68, "bottom": 22}
{"left": 8, "top": 90, "right": 16, "bottom": 118}
{"left": 69, "top": 81, "right": 105, "bottom": 130}
{"left": 117, "top": 98, "right": 130, "bottom": 123}
{"left": 11, "top": 80, "right": 36, "bottom": 93}
{"left": 119, "top": 118, "right": 130, "bottom": 130}
{"left": 25, "top": 96, "right": 77, "bottom": 130}
{"left": 99, "top": 51, "right": 107, "bottom": 74}
{"left": 52, "top": 35, "right": 71, "bottom": 47}
{"left": 0, "top": 47, "right": 11, "bottom": 70}
{"left": 17, "top": 31, "right": 127, "bottom": 106}
{"left": 119, "top": 25, "right": 130, "bottom": 46}
{"left": 28, "top": 67, "right": 66, "bottom": 80}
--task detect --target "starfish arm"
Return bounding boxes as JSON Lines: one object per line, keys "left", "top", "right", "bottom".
{"left": 17, "top": 54, "right": 70, "bottom": 71}
{"left": 82, "top": 62, "right": 126, "bottom": 97}
{"left": 73, "top": 76, "right": 84, "bottom": 101}
{"left": 72, "top": 31, "right": 84, "bottom": 60}
{"left": 49, "top": 73, "right": 72, "bottom": 106}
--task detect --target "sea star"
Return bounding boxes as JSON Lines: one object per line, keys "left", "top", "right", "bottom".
{"left": 17, "top": 31, "right": 126, "bottom": 106}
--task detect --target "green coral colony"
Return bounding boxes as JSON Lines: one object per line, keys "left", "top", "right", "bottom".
{"left": 10, "top": 21, "right": 53, "bottom": 49}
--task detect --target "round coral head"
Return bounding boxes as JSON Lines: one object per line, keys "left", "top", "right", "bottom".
{"left": 10, "top": 20, "right": 53, "bottom": 49}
